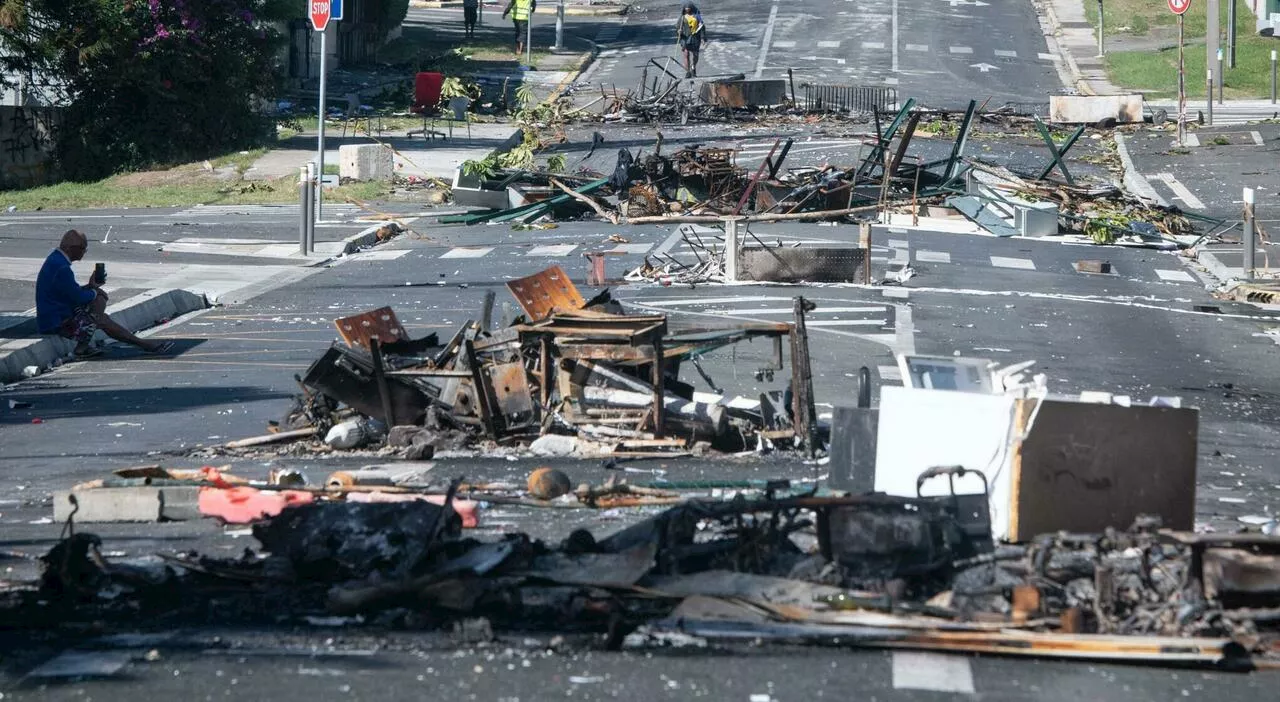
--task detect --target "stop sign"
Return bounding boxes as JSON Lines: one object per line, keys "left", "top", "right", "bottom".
{"left": 310, "top": 0, "right": 332, "bottom": 31}
{"left": 1168, "top": 0, "right": 1191, "bottom": 14}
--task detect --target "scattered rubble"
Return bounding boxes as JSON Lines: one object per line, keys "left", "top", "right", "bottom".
{"left": 186, "top": 267, "right": 820, "bottom": 460}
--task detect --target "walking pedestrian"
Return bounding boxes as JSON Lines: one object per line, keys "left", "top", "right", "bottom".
{"left": 676, "top": 3, "right": 707, "bottom": 79}
{"left": 503, "top": 0, "right": 536, "bottom": 58}
{"left": 463, "top": 0, "right": 479, "bottom": 38}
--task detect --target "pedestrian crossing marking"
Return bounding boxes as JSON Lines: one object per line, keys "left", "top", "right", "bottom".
{"left": 994, "top": 49, "right": 1017, "bottom": 58}
{"left": 990, "top": 256, "right": 1036, "bottom": 270}
{"left": 906, "top": 44, "right": 929, "bottom": 52}
{"left": 440, "top": 247, "right": 494, "bottom": 259}
{"left": 606, "top": 243, "right": 654, "bottom": 255}
{"left": 915, "top": 250, "right": 951, "bottom": 263}
{"left": 527, "top": 244, "right": 578, "bottom": 256}
{"left": 773, "top": 40, "right": 796, "bottom": 48}
{"left": 862, "top": 41, "right": 884, "bottom": 50}
{"left": 950, "top": 46, "right": 973, "bottom": 54}
{"left": 1155, "top": 269, "right": 1195, "bottom": 283}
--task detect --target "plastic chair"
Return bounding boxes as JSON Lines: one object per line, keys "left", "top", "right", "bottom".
{"left": 444, "top": 96, "right": 472, "bottom": 142}
{"left": 410, "top": 72, "right": 446, "bottom": 141}
{"left": 341, "top": 93, "right": 376, "bottom": 137}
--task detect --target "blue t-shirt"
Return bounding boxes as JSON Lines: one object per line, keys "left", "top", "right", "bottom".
{"left": 35, "top": 249, "right": 96, "bottom": 334}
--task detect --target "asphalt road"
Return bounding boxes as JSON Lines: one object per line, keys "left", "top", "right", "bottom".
{"left": 4, "top": 215, "right": 1280, "bottom": 697}
{"left": 576, "top": 0, "right": 1063, "bottom": 110}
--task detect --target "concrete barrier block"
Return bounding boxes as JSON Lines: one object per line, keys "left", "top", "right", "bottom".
{"left": 339, "top": 144, "right": 394, "bottom": 182}
{"left": 52, "top": 486, "right": 202, "bottom": 523}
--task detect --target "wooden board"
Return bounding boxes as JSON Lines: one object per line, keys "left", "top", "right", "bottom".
{"left": 333, "top": 307, "right": 408, "bottom": 350}
{"left": 505, "top": 266, "right": 585, "bottom": 322}
{"left": 1010, "top": 400, "right": 1197, "bottom": 541}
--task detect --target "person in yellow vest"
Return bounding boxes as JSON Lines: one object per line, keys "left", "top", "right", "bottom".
{"left": 503, "top": 0, "right": 537, "bottom": 58}
{"left": 676, "top": 4, "right": 707, "bottom": 78}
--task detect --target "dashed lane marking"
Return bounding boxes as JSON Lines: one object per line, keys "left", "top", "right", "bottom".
{"left": 887, "top": 239, "right": 909, "bottom": 249}
{"left": 950, "top": 46, "right": 973, "bottom": 54}
{"left": 862, "top": 41, "right": 884, "bottom": 49}
{"left": 605, "top": 243, "right": 653, "bottom": 255}
{"left": 773, "top": 40, "right": 796, "bottom": 48}
{"left": 990, "top": 256, "right": 1036, "bottom": 270}
{"left": 1153, "top": 173, "right": 1206, "bottom": 210}
{"left": 819, "top": 40, "right": 842, "bottom": 48}
{"left": 915, "top": 250, "right": 951, "bottom": 263}
{"left": 906, "top": 43, "right": 929, "bottom": 52}
{"left": 994, "top": 49, "right": 1017, "bottom": 58}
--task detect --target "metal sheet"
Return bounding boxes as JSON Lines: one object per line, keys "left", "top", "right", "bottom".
{"left": 505, "top": 265, "right": 586, "bottom": 321}
{"left": 484, "top": 361, "right": 537, "bottom": 434}
{"left": 803, "top": 84, "right": 898, "bottom": 114}
{"left": 699, "top": 79, "right": 787, "bottom": 108}
{"left": 737, "top": 247, "right": 869, "bottom": 283}
{"left": 333, "top": 306, "right": 409, "bottom": 350}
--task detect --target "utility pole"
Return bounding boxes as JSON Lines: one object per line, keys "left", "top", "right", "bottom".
{"left": 1206, "top": 0, "right": 1220, "bottom": 92}
{"left": 1177, "top": 10, "right": 1186, "bottom": 147}
{"left": 1096, "top": 0, "right": 1105, "bottom": 57}
{"left": 1227, "top": 0, "right": 1236, "bottom": 68}
{"left": 555, "top": 0, "right": 565, "bottom": 51}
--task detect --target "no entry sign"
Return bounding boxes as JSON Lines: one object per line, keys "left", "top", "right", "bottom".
{"left": 1168, "top": 0, "right": 1191, "bottom": 15}
{"left": 310, "top": 0, "right": 332, "bottom": 31}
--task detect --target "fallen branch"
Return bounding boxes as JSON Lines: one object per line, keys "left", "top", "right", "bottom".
{"left": 550, "top": 177, "right": 620, "bottom": 224}
{"left": 224, "top": 427, "right": 319, "bottom": 449}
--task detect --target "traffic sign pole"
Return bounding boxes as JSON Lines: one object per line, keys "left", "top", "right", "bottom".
{"left": 317, "top": 29, "right": 328, "bottom": 221}
{"left": 1169, "top": 0, "right": 1191, "bottom": 147}
{"left": 310, "top": 0, "right": 334, "bottom": 222}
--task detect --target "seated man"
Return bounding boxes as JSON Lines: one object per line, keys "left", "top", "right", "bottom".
{"left": 36, "top": 230, "right": 173, "bottom": 358}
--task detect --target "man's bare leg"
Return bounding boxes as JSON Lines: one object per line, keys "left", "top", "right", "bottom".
{"left": 89, "top": 295, "right": 162, "bottom": 352}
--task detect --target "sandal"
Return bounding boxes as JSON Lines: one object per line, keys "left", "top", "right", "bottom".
{"left": 147, "top": 340, "right": 176, "bottom": 355}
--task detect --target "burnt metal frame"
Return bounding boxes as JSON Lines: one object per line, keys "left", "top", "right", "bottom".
{"left": 1033, "top": 116, "right": 1086, "bottom": 185}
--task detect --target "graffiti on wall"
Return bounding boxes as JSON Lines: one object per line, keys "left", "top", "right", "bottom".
{"left": 0, "top": 106, "right": 59, "bottom": 189}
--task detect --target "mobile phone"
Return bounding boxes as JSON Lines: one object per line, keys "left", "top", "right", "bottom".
{"left": 93, "top": 262, "right": 106, "bottom": 285}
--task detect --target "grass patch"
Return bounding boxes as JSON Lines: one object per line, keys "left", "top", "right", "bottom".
{"left": 0, "top": 151, "right": 393, "bottom": 211}
{"left": 1102, "top": 1, "right": 1279, "bottom": 99}
{"left": 1086, "top": 0, "right": 1238, "bottom": 38}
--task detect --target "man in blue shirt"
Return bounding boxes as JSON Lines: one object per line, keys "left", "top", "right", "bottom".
{"left": 35, "top": 230, "right": 172, "bottom": 358}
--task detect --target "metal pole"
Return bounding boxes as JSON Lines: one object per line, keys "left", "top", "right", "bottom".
{"left": 305, "top": 162, "right": 316, "bottom": 254}
{"left": 299, "top": 167, "right": 310, "bottom": 255}
{"left": 1244, "top": 187, "right": 1256, "bottom": 281}
{"left": 1096, "top": 0, "right": 1105, "bottom": 57}
{"left": 1272, "top": 50, "right": 1277, "bottom": 104}
{"left": 1217, "top": 48, "right": 1224, "bottom": 104}
{"left": 1207, "top": 69, "right": 1214, "bottom": 125}
{"left": 1228, "top": 0, "right": 1236, "bottom": 68}
{"left": 1177, "top": 14, "right": 1186, "bottom": 147}
{"left": 525, "top": 11, "right": 533, "bottom": 65}
{"left": 316, "top": 28, "right": 328, "bottom": 221}
{"left": 555, "top": 0, "right": 564, "bottom": 51}
{"left": 1206, "top": 0, "right": 1220, "bottom": 94}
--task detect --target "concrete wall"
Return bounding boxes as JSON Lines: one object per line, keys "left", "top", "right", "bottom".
{"left": 0, "top": 106, "right": 60, "bottom": 190}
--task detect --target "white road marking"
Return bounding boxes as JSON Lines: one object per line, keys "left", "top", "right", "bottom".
{"left": 350, "top": 250, "right": 411, "bottom": 261}
{"left": 950, "top": 46, "right": 973, "bottom": 54}
{"left": 712, "top": 306, "right": 887, "bottom": 315}
{"left": 862, "top": 41, "right": 884, "bottom": 50}
{"left": 1154, "top": 173, "right": 1206, "bottom": 210}
{"left": 640, "top": 295, "right": 797, "bottom": 307}
{"left": 527, "top": 244, "right": 578, "bottom": 256}
{"left": 1251, "top": 130, "right": 1265, "bottom": 146}
{"left": 884, "top": 77, "right": 899, "bottom": 85}
{"left": 806, "top": 319, "right": 890, "bottom": 327}
{"left": 990, "top": 256, "right": 1036, "bottom": 270}
{"left": 892, "top": 652, "right": 975, "bottom": 694}
{"left": 887, "top": 239, "right": 909, "bottom": 248}
{"left": 1155, "top": 269, "right": 1196, "bottom": 282}
{"left": 819, "top": 40, "right": 842, "bottom": 48}
{"left": 882, "top": 288, "right": 910, "bottom": 299}
{"left": 906, "top": 43, "right": 929, "bottom": 52}
{"left": 755, "top": 2, "right": 780, "bottom": 78}
{"left": 916, "top": 250, "right": 951, "bottom": 263}
{"left": 1184, "top": 133, "right": 1201, "bottom": 147}
{"left": 878, "top": 365, "right": 903, "bottom": 382}
{"left": 440, "top": 246, "right": 493, "bottom": 258}
{"left": 773, "top": 40, "right": 796, "bottom": 48}
{"left": 994, "top": 49, "right": 1017, "bottom": 58}
{"left": 606, "top": 243, "right": 653, "bottom": 254}
{"left": 1038, "top": 52, "right": 1060, "bottom": 61}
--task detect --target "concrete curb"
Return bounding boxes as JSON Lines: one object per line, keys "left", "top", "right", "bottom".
{"left": 1112, "top": 133, "right": 1169, "bottom": 208}
{"left": 0, "top": 288, "right": 209, "bottom": 384}
{"left": 409, "top": 0, "right": 629, "bottom": 15}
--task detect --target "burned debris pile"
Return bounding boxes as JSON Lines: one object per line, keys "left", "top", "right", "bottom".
{"left": 214, "top": 266, "right": 820, "bottom": 460}
{"left": 17, "top": 487, "right": 1280, "bottom": 667}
